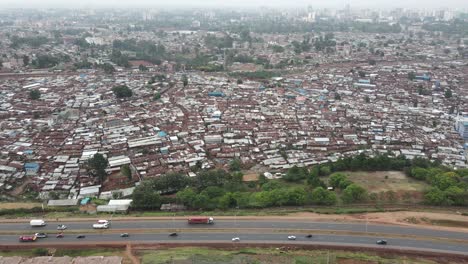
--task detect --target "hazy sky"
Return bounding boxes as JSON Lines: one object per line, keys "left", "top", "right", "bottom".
{"left": 1, "top": 0, "right": 467, "bottom": 9}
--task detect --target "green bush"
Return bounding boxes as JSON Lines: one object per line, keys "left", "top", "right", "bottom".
{"left": 32, "top": 248, "right": 48, "bottom": 256}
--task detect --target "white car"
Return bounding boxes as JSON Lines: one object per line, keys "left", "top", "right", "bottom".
{"left": 232, "top": 237, "right": 240, "bottom": 242}
{"left": 287, "top": 235, "right": 296, "bottom": 240}
{"left": 57, "top": 225, "right": 67, "bottom": 230}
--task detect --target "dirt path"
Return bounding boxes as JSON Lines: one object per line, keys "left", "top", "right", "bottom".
{"left": 125, "top": 244, "right": 140, "bottom": 264}
{"left": 9, "top": 178, "right": 32, "bottom": 197}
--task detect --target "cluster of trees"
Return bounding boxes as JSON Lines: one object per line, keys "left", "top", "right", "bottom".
{"left": 314, "top": 33, "right": 336, "bottom": 52}
{"left": 112, "top": 39, "right": 167, "bottom": 65}
{"left": 351, "top": 22, "right": 402, "bottom": 33}
{"left": 112, "top": 85, "right": 133, "bottom": 98}
{"left": 10, "top": 36, "right": 49, "bottom": 48}
{"left": 270, "top": 45, "right": 285, "bottom": 53}
{"left": 32, "top": 54, "right": 69, "bottom": 68}
{"left": 422, "top": 20, "right": 468, "bottom": 36}
{"left": 181, "top": 54, "right": 223, "bottom": 72}
{"left": 291, "top": 36, "right": 312, "bottom": 54}
{"left": 111, "top": 50, "right": 130, "bottom": 67}
{"left": 131, "top": 153, "right": 467, "bottom": 211}
{"left": 96, "top": 63, "right": 115, "bottom": 74}
{"left": 408, "top": 164, "right": 468, "bottom": 206}
{"left": 204, "top": 34, "right": 233, "bottom": 50}
{"left": 229, "top": 70, "right": 281, "bottom": 80}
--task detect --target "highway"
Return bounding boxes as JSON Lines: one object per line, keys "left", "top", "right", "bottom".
{"left": 2, "top": 232, "right": 468, "bottom": 255}
{"left": 4, "top": 220, "right": 468, "bottom": 241}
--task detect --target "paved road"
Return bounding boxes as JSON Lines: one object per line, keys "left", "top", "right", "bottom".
{"left": 2, "top": 232, "right": 468, "bottom": 255}
{"left": 6, "top": 220, "right": 468, "bottom": 241}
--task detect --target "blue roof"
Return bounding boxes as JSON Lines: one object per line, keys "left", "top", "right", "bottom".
{"left": 80, "top": 197, "right": 91, "bottom": 205}
{"left": 158, "top": 131, "right": 167, "bottom": 137}
{"left": 24, "top": 163, "right": 40, "bottom": 169}
{"left": 24, "top": 150, "right": 33, "bottom": 154}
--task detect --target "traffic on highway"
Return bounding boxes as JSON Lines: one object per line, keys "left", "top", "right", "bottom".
{"left": 4, "top": 217, "right": 468, "bottom": 255}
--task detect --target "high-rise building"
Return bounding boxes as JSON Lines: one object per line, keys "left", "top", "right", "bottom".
{"left": 456, "top": 116, "right": 468, "bottom": 140}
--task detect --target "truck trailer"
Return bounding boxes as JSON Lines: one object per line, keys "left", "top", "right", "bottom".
{"left": 187, "top": 217, "right": 214, "bottom": 224}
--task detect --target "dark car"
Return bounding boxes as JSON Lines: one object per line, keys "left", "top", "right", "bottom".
{"left": 306, "top": 234, "right": 313, "bottom": 238}
{"left": 76, "top": 235, "right": 86, "bottom": 239}
{"left": 120, "top": 233, "right": 129, "bottom": 237}
{"left": 169, "top": 232, "right": 178, "bottom": 237}
{"left": 376, "top": 240, "right": 387, "bottom": 245}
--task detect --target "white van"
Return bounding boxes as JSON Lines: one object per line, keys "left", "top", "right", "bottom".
{"left": 30, "top": 219, "right": 46, "bottom": 227}
{"left": 93, "top": 219, "right": 110, "bottom": 229}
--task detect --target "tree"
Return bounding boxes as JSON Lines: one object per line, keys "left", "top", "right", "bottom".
{"left": 365, "top": 96, "right": 370, "bottom": 103}
{"left": 139, "top": 64, "right": 148, "bottom": 71}
{"left": 410, "top": 167, "right": 428, "bottom": 180}
{"left": 368, "top": 59, "right": 376, "bottom": 65}
{"left": 229, "top": 158, "right": 242, "bottom": 172}
{"left": 358, "top": 71, "right": 366, "bottom": 78}
{"left": 319, "top": 165, "right": 332, "bottom": 176}
{"left": 311, "top": 187, "right": 337, "bottom": 205}
{"left": 444, "top": 89, "right": 452, "bottom": 98}
{"left": 342, "top": 184, "right": 368, "bottom": 203}
{"left": 424, "top": 187, "right": 448, "bottom": 205}
{"left": 408, "top": 72, "right": 416, "bottom": 80}
{"left": 86, "top": 153, "right": 109, "bottom": 184}
{"left": 22, "top": 55, "right": 30, "bottom": 66}
{"left": 152, "top": 173, "right": 191, "bottom": 194}
{"left": 261, "top": 181, "right": 283, "bottom": 191}
{"left": 112, "top": 85, "right": 133, "bottom": 98}
{"left": 121, "top": 164, "right": 132, "bottom": 181}
{"left": 444, "top": 186, "right": 466, "bottom": 206}
{"left": 334, "top": 93, "right": 342, "bottom": 100}
{"left": 29, "top": 89, "right": 41, "bottom": 100}
{"left": 132, "top": 183, "right": 162, "bottom": 210}
{"left": 182, "top": 75, "right": 188, "bottom": 87}
{"left": 176, "top": 188, "right": 198, "bottom": 208}
{"left": 329, "top": 173, "right": 352, "bottom": 189}
{"left": 192, "top": 193, "right": 210, "bottom": 209}
{"left": 307, "top": 171, "right": 325, "bottom": 188}
{"left": 100, "top": 63, "right": 115, "bottom": 74}
{"left": 283, "top": 165, "right": 308, "bottom": 182}
{"left": 153, "top": 92, "right": 161, "bottom": 101}
{"left": 237, "top": 79, "right": 243, "bottom": 84}
{"left": 431, "top": 172, "right": 457, "bottom": 191}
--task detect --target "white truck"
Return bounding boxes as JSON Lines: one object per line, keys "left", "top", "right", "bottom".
{"left": 92, "top": 220, "right": 110, "bottom": 229}
{"left": 30, "top": 219, "right": 46, "bottom": 227}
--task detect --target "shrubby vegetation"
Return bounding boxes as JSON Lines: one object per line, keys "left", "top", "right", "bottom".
{"left": 131, "top": 154, "right": 468, "bottom": 211}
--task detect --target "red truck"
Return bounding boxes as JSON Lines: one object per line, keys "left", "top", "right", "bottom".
{"left": 187, "top": 217, "right": 214, "bottom": 224}
{"left": 19, "top": 235, "right": 37, "bottom": 242}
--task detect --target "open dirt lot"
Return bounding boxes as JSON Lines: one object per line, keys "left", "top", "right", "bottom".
{"left": 337, "top": 171, "right": 429, "bottom": 193}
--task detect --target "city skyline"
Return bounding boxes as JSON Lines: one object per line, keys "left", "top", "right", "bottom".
{"left": 1, "top": 0, "right": 468, "bottom": 9}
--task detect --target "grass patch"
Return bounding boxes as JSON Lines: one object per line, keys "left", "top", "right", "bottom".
{"left": 138, "top": 247, "right": 440, "bottom": 264}
{"left": 54, "top": 248, "right": 123, "bottom": 257}
{"left": 332, "top": 171, "right": 429, "bottom": 193}
{"left": 0, "top": 249, "right": 37, "bottom": 257}
{"left": 429, "top": 219, "right": 468, "bottom": 228}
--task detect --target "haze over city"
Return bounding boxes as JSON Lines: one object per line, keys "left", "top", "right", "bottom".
{"left": 1, "top": 0, "right": 468, "bottom": 9}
